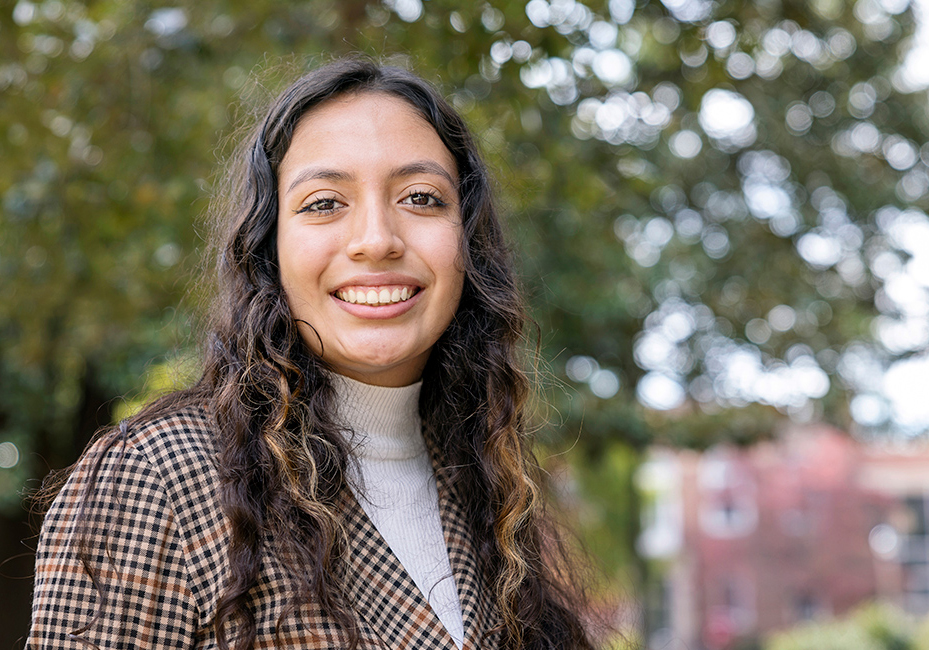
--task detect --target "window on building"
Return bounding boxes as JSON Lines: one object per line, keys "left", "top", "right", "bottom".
{"left": 900, "top": 495, "right": 929, "bottom": 615}
{"left": 795, "top": 591, "right": 818, "bottom": 621}
{"left": 698, "top": 452, "right": 758, "bottom": 538}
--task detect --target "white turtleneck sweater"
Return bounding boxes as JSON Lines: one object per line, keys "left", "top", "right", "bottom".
{"left": 332, "top": 374, "right": 464, "bottom": 649}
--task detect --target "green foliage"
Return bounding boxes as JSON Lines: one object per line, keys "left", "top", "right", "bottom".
{"left": 111, "top": 350, "right": 200, "bottom": 422}
{"left": 765, "top": 603, "right": 921, "bottom": 650}
{"left": 567, "top": 441, "right": 642, "bottom": 586}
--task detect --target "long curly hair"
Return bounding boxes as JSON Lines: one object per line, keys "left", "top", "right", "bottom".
{"left": 46, "top": 57, "right": 597, "bottom": 650}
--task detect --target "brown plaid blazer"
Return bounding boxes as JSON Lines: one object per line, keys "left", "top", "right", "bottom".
{"left": 28, "top": 406, "right": 501, "bottom": 649}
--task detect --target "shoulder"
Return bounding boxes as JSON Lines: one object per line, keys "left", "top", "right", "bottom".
{"left": 121, "top": 403, "right": 221, "bottom": 520}
{"left": 32, "top": 404, "right": 225, "bottom": 645}
{"left": 46, "top": 403, "right": 221, "bottom": 539}
{"left": 121, "top": 403, "right": 218, "bottom": 486}
{"left": 65, "top": 403, "right": 217, "bottom": 492}
{"left": 39, "top": 403, "right": 229, "bottom": 610}
{"left": 124, "top": 402, "right": 216, "bottom": 461}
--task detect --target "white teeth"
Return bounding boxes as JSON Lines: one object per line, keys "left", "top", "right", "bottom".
{"left": 336, "top": 287, "right": 417, "bottom": 305}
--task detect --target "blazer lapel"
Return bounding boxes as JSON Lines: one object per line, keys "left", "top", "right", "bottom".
{"left": 337, "top": 488, "right": 458, "bottom": 649}
{"left": 426, "top": 437, "right": 502, "bottom": 650}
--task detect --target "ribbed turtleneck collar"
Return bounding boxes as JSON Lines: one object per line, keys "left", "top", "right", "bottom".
{"left": 331, "top": 373, "right": 424, "bottom": 461}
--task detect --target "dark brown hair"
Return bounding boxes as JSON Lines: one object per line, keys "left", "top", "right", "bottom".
{"left": 47, "top": 57, "right": 598, "bottom": 650}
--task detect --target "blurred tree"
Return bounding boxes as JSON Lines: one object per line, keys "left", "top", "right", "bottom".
{"left": 3, "top": 0, "right": 929, "bottom": 641}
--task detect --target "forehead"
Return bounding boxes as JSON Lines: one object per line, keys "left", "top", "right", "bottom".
{"left": 279, "top": 92, "right": 455, "bottom": 173}
{"left": 295, "top": 90, "right": 428, "bottom": 130}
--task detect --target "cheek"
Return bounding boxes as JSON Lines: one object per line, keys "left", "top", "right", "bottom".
{"left": 276, "top": 225, "right": 338, "bottom": 290}
{"left": 434, "top": 234, "right": 466, "bottom": 295}
{"left": 277, "top": 241, "right": 320, "bottom": 309}
{"left": 440, "top": 241, "right": 466, "bottom": 316}
{"left": 451, "top": 254, "right": 466, "bottom": 297}
{"left": 275, "top": 234, "right": 300, "bottom": 294}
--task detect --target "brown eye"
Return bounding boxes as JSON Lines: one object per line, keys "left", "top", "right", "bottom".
{"left": 296, "top": 196, "right": 343, "bottom": 215}
{"left": 403, "top": 192, "right": 445, "bottom": 208}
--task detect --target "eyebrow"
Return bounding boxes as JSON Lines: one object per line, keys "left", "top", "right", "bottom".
{"left": 391, "top": 161, "right": 456, "bottom": 188}
{"left": 285, "top": 160, "right": 456, "bottom": 194}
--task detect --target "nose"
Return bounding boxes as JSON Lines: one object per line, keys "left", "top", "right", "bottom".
{"left": 345, "top": 199, "right": 404, "bottom": 261}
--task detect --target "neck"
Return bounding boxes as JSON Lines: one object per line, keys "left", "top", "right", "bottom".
{"left": 331, "top": 373, "right": 423, "bottom": 460}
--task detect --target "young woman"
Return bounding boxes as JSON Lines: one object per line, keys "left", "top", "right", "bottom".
{"left": 28, "top": 58, "right": 599, "bottom": 650}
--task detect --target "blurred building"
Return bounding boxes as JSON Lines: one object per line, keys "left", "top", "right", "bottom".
{"left": 638, "top": 425, "right": 929, "bottom": 649}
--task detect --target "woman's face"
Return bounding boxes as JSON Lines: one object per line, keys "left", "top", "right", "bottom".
{"left": 275, "top": 92, "right": 465, "bottom": 387}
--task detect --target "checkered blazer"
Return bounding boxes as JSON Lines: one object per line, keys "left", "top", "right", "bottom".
{"left": 28, "top": 405, "right": 501, "bottom": 649}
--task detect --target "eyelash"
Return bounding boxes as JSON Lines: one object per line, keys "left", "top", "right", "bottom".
{"left": 294, "top": 190, "right": 448, "bottom": 215}
{"left": 294, "top": 196, "right": 341, "bottom": 216}
{"left": 403, "top": 190, "right": 447, "bottom": 208}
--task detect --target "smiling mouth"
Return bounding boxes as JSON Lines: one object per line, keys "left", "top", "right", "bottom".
{"left": 334, "top": 285, "right": 420, "bottom": 306}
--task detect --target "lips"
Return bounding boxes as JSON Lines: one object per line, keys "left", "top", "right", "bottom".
{"left": 334, "top": 285, "right": 420, "bottom": 306}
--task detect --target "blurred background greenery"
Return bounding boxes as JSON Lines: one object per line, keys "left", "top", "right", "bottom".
{"left": 3, "top": 0, "right": 929, "bottom": 647}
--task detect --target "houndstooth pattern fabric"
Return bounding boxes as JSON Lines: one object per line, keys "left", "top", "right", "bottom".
{"left": 27, "top": 406, "right": 501, "bottom": 649}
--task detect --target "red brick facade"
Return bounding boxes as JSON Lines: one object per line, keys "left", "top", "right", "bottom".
{"left": 639, "top": 426, "right": 929, "bottom": 649}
